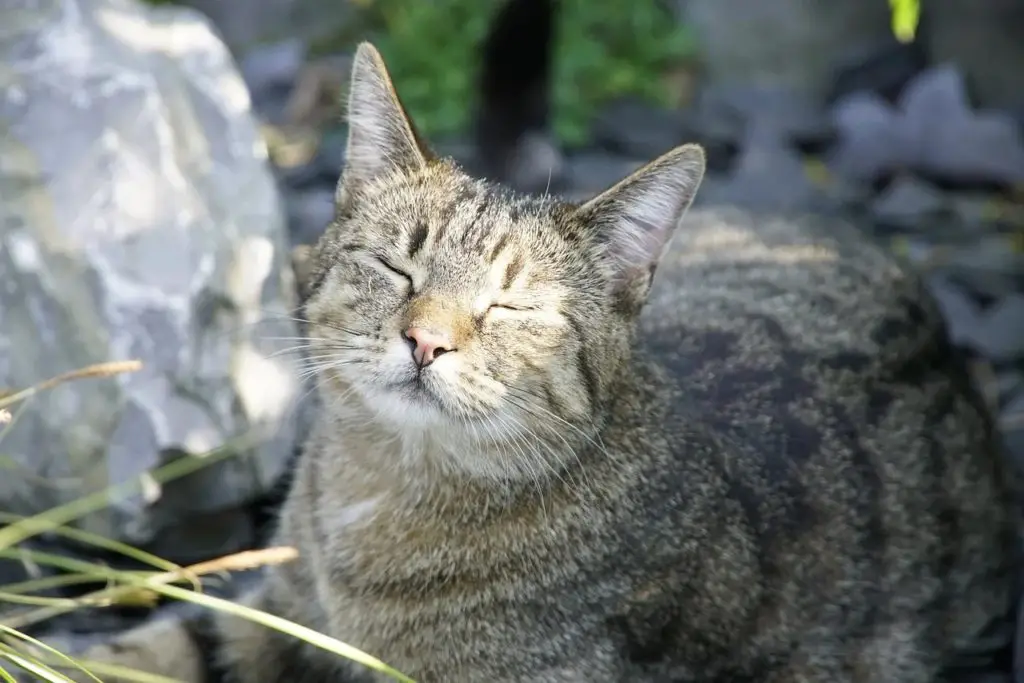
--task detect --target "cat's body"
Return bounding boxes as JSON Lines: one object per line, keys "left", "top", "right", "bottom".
{"left": 210, "top": 187, "right": 1016, "bottom": 683}
{"left": 58, "top": 41, "right": 1018, "bottom": 683}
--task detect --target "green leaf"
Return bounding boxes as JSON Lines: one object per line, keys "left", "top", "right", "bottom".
{"left": 889, "top": 0, "right": 921, "bottom": 43}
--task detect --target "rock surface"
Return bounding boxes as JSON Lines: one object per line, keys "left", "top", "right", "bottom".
{"left": 828, "top": 65, "right": 1024, "bottom": 187}
{"left": 0, "top": 0, "right": 301, "bottom": 554}
{"left": 924, "top": 0, "right": 1024, "bottom": 111}
{"left": 152, "top": 0, "right": 355, "bottom": 55}
{"left": 677, "top": 0, "right": 892, "bottom": 97}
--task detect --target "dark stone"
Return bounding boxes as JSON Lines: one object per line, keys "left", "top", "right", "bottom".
{"left": 275, "top": 129, "right": 345, "bottom": 191}
{"left": 239, "top": 39, "right": 306, "bottom": 121}
{"left": 827, "top": 65, "right": 1024, "bottom": 189}
{"left": 239, "top": 39, "right": 306, "bottom": 97}
{"left": 972, "top": 294, "right": 1024, "bottom": 363}
{"left": 941, "top": 239, "right": 1024, "bottom": 300}
{"left": 276, "top": 160, "right": 324, "bottom": 191}
{"left": 285, "top": 188, "right": 335, "bottom": 247}
{"left": 696, "top": 84, "right": 835, "bottom": 152}
{"left": 827, "top": 91, "right": 905, "bottom": 185}
{"left": 898, "top": 65, "right": 1024, "bottom": 188}
{"left": 694, "top": 132, "right": 820, "bottom": 213}
{"left": 826, "top": 37, "right": 929, "bottom": 105}
{"left": 590, "top": 97, "right": 690, "bottom": 159}
{"left": 0, "top": 536, "right": 57, "bottom": 594}
{"left": 313, "top": 128, "right": 347, "bottom": 181}
{"left": 924, "top": 275, "right": 986, "bottom": 351}
{"left": 677, "top": 105, "right": 743, "bottom": 174}
{"left": 870, "top": 174, "right": 951, "bottom": 233}
{"left": 561, "top": 152, "right": 643, "bottom": 202}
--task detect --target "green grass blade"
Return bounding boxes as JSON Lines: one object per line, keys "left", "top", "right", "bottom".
{"left": 0, "top": 573, "right": 107, "bottom": 596}
{"left": 0, "top": 428, "right": 264, "bottom": 552}
{"left": 56, "top": 659, "right": 186, "bottom": 683}
{"left": 0, "top": 646, "right": 75, "bottom": 683}
{"left": 149, "top": 583, "right": 417, "bottom": 683}
{"left": 0, "top": 625, "right": 102, "bottom": 683}
{"left": 0, "top": 592, "right": 86, "bottom": 608}
{"left": 0, "top": 512, "right": 185, "bottom": 580}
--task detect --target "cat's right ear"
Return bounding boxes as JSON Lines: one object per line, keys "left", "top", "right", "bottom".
{"left": 337, "top": 43, "right": 431, "bottom": 203}
{"left": 574, "top": 143, "right": 706, "bottom": 312}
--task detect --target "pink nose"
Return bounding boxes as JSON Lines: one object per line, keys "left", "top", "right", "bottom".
{"left": 403, "top": 327, "right": 455, "bottom": 368}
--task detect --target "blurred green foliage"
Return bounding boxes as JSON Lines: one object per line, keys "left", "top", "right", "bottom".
{"left": 345, "top": 0, "right": 695, "bottom": 146}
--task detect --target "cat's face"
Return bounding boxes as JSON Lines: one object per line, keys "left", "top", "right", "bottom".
{"left": 302, "top": 43, "right": 705, "bottom": 478}
{"left": 307, "top": 167, "right": 605, "bottom": 438}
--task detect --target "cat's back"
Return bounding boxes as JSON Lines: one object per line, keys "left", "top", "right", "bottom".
{"left": 643, "top": 205, "right": 925, "bottom": 365}
{"left": 623, "top": 206, "right": 1018, "bottom": 679}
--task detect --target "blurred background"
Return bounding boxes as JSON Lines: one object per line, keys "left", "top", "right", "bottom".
{"left": 1, "top": 0, "right": 1024, "bottom": 676}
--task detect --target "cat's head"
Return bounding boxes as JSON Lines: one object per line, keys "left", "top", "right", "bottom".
{"left": 303, "top": 43, "right": 705, "bottom": 479}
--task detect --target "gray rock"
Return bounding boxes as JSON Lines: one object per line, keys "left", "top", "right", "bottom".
{"left": 948, "top": 193, "right": 1004, "bottom": 230}
{"left": 562, "top": 152, "right": 644, "bottom": 201}
{"left": 939, "top": 238, "right": 1024, "bottom": 300}
{"left": 504, "top": 131, "right": 566, "bottom": 197}
{"left": 274, "top": 126, "right": 346, "bottom": 191}
{"left": 924, "top": 0, "right": 1024, "bottom": 111}
{"left": 676, "top": 0, "right": 892, "bottom": 98}
{"left": 899, "top": 65, "right": 1024, "bottom": 187}
{"left": 694, "top": 131, "right": 819, "bottom": 212}
{"left": 923, "top": 275, "right": 986, "bottom": 350}
{"left": 314, "top": 128, "right": 348, "bottom": 180}
{"left": 697, "top": 84, "right": 834, "bottom": 148}
{"left": 827, "top": 91, "right": 905, "bottom": 184}
{"left": 0, "top": 0, "right": 301, "bottom": 547}
{"left": 972, "top": 295, "right": 1024, "bottom": 363}
{"left": 827, "top": 38, "right": 928, "bottom": 104}
{"left": 677, "top": 104, "right": 743, "bottom": 174}
{"left": 591, "top": 98, "right": 690, "bottom": 159}
{"left": 240, "top": 38, "right": 306, "bottom": 102}
{"left": 870, "top": 174, "right": 950, "bottom": 233}
{"left": 828, "top": 66, "right": 1024, "bottom": 187}
{"left": 166, "top": 0, "right": 355, "bottom": 56}
{"left": 286, "top": 188, "right": 335, "bottom": 247}
{"left": 0, "top": 538, "right": 58, "bottom": 608}
{"left": 144, "top": 504, "right": 256, "bottom": 565}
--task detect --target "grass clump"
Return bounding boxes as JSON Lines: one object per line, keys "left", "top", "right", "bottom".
{"left": 0, "top": 362, "right": 414, "bottom": 682}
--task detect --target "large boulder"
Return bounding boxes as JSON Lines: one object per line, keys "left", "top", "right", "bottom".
{"left": 0, "top": 0, "right": 302, "bottom": 560}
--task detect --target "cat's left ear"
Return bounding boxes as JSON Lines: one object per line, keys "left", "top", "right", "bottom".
{"left": 337, "top": 43, "right": 433, "bottom": 202}
{"left": 574, "top": 143, "right": 705, "bottom": 308}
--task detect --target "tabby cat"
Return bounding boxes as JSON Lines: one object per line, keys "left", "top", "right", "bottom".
{"left": 64, "top": 40, "right": 1019, "bottom": 683}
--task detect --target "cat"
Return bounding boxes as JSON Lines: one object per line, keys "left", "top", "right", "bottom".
{"left": 54, "top": 37, "right": 1022, "bottom": 683}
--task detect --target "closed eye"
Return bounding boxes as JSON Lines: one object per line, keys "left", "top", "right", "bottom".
{"left": 375, "top": 257, "right": 414, "bottom": 288}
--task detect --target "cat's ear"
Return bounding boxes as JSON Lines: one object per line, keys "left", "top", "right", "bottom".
{"left": 338, "top": 43, "right": 431, "bottom": 200}
{"left": 575, "top": 143, "right": 705, "bottom": 307}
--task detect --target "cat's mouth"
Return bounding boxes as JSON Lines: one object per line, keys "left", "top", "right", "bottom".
{"left": 376, "top": 370, "right": 448, "bottom": 412}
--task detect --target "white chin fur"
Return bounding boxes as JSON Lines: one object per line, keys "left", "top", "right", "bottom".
{"left": 365, "top": 387, "right": 445, "bottom": 430}
{"left": 355, "top": 339, "right": 456, "bottom": 430}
